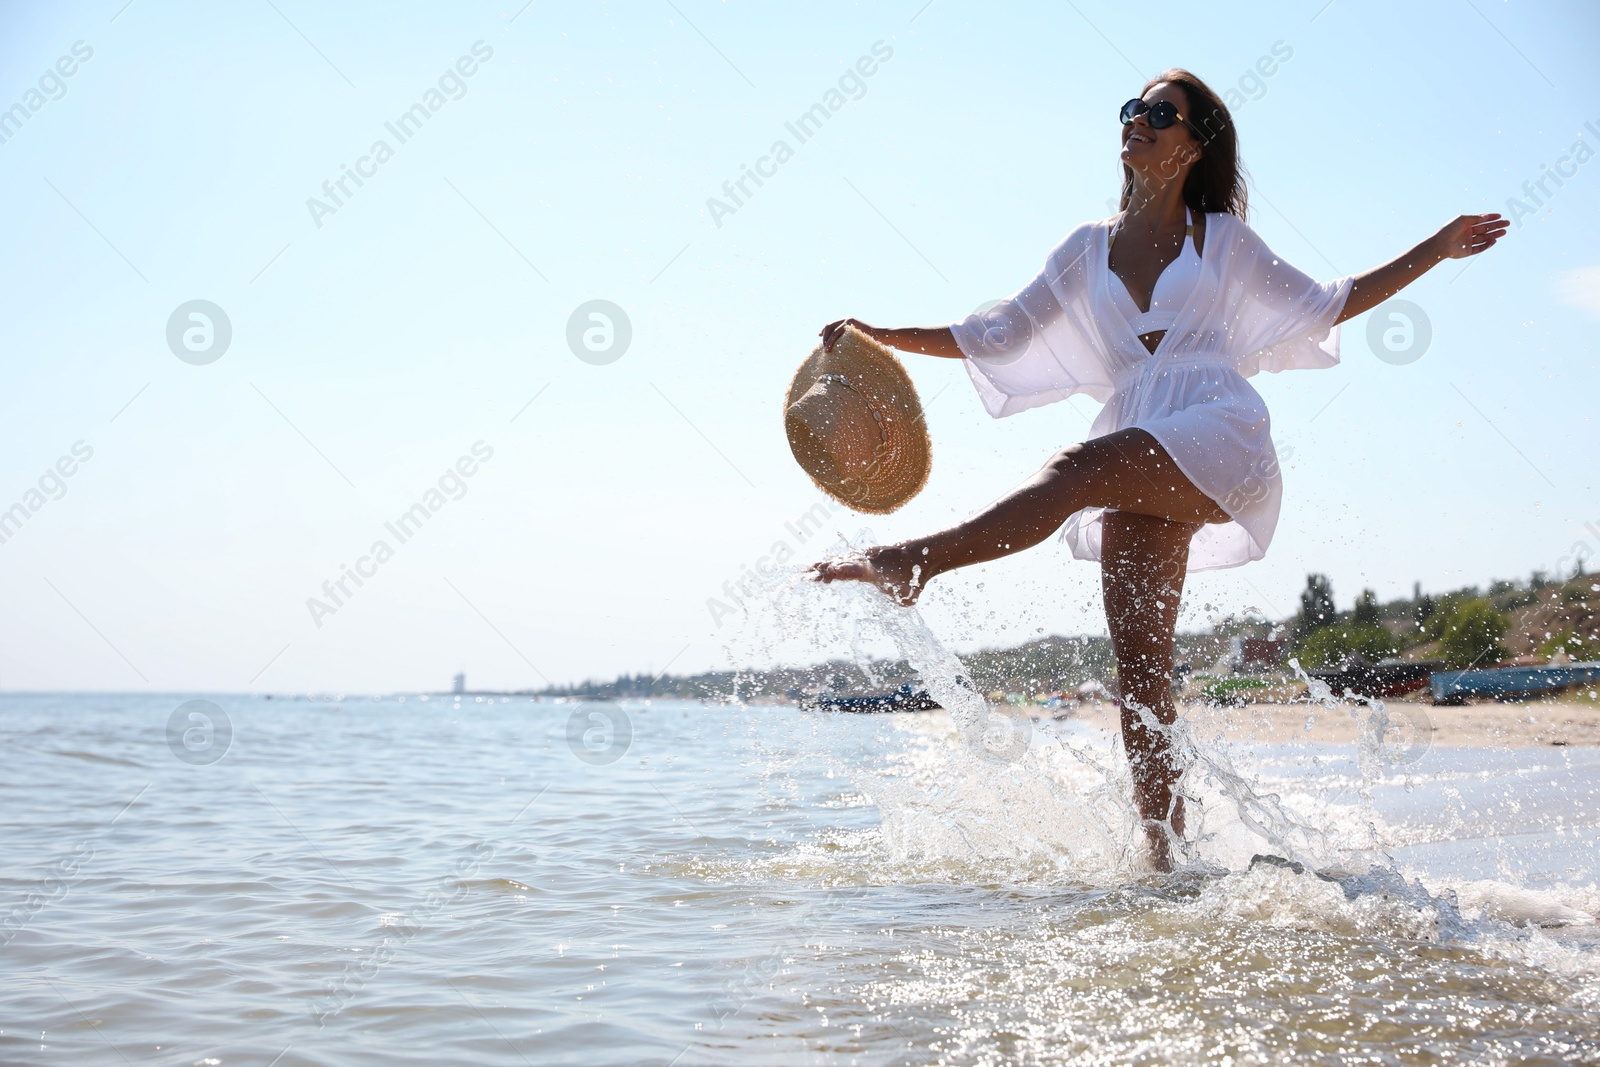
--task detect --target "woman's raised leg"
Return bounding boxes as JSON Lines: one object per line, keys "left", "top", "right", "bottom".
{"left": 1100, "top": 510, "right": 1196, "bottom": 871}
{"left": 811, "top": 428, "right": 1226, "bottom": 603}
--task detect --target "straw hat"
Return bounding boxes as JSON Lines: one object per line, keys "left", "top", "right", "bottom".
{"left": 784, "top": 325, "right": 931, "bottom": 514}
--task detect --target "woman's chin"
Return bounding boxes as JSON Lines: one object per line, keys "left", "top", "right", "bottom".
{"left": 1121, "top": 156, "right": 1173, "bottom": 182}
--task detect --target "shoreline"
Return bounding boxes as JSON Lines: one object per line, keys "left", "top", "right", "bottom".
{"left": 1057, "top": 697, "right": 1600, "bottom": 749}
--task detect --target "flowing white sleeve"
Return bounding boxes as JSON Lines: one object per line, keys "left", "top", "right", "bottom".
{"left": 949, "top": 224, "right": 1116, "bottom": 417}
{"left": 1216, "top": 216, "right": 1353, "bottom": 377}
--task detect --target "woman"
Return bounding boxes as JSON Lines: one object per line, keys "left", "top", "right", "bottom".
{"left": 812, "top": 69, "right": 1506, "bottom": 869}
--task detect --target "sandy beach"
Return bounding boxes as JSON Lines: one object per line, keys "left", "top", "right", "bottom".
{"left": 1062, "top": 696, "right": 1600, "bottom": 748}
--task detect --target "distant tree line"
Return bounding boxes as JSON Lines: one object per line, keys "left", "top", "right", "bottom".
{"left": 1283, "top": 568, "right": 1592, "bottom": 670}
{"left": 537, "top": 565, "right": 1595, "bottom": 701}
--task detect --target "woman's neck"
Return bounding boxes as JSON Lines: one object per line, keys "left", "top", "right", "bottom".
{"left": 1123, "top": 174, "right": 1190, "bottom": 229}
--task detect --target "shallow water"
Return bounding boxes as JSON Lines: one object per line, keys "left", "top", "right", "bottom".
{"left": 2, "top": 690, "right": 1598, "bottom": 1066}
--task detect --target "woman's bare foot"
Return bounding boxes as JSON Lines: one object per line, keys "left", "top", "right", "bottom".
{"left": 808, "top": 544, "right": 928, "bottom": 606}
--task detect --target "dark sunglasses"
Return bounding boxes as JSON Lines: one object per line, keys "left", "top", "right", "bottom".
{"left": 1119, "top": 98, "right": 1190, "bottom": 132}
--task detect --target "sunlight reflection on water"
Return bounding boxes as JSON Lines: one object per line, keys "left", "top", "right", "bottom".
{"left": 1, "top": 691, "right": 1597, "bottom": 1066}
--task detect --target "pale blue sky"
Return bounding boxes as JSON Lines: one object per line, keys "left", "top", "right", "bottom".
{"left": 1, "top": 0, "right": 1597, "bottom": 692}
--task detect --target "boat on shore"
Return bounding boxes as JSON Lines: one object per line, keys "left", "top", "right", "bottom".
{"left": 1431, "top": 662, "right": 1600, "bottom": 704}
{"left": 801, "top": 683, "right": 941, "bottom": 713}
{"left": 1307, "top": 659, "right": 1441, "bottom": 699}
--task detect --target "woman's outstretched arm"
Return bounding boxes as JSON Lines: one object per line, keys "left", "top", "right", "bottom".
{"left": 1337, "top": 213, "right": 1509, "bottom": 323}
{"left": 819, "top": 318, "right": 966, "bottom": 359}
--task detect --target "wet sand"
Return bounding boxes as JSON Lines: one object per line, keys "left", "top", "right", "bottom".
{"left": 1063, "top": 697, "right": 1600, "bottom": 748}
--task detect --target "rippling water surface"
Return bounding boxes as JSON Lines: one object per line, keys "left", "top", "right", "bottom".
{"left": 3, "top": 690, "right": 1598, "bottom": 1066}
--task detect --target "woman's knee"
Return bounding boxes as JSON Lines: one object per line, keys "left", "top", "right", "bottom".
{"left": 1049, "top": 433, "right": 1176, "bottom": 505}
{"left": 1043, "top": 442, "right": 1085, "bottom": 476}
{"left": 1043, "top": 440, "right": 1115, "bottom": 487}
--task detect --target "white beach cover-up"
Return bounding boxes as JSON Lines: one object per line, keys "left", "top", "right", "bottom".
{"left": 948, "top": 212, "right": 1352, "bottom": 572}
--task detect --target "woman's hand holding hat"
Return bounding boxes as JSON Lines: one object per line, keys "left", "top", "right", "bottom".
{"left": 820, "top": 318, "right": 877, "bottom": 351}
{"left": 784, "top": 324, "right": 932, "bottom": 514}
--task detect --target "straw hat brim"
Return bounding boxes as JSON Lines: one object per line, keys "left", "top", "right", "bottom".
{"left": 784, "top": 326, "right": 931, "bottom": 514}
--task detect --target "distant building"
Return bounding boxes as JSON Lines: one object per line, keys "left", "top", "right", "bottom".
{"left": 452, "top": 672, "right": 465, "bottom": 695}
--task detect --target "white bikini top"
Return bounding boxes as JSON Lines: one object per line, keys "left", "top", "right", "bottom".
{"left": 1109, "top": 207, "right": 1202, "bottom": 336}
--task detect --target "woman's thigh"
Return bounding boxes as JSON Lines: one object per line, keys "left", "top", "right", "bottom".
{"left": 1101, "top": 510, "right": 1197, "bottom": 711}
{"left": 1065, "top": 428, "right": 1230, "bottom": 526}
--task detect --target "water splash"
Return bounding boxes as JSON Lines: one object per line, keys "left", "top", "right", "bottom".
{"left": 730, "top": 532, "right": 1597, "bottom": 936}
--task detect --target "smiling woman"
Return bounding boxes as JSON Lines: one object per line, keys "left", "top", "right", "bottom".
{"left": 811, "top": 65, "right": 1507, "bottom": 869}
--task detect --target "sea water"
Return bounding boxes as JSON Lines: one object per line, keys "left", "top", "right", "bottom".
{"left": 3, "top": 601, "right": 1599, "bottom": 1063}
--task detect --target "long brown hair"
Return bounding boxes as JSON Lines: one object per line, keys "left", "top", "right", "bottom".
{"left": 1119, "top": 68, "right": 1248, "bottom": 220}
